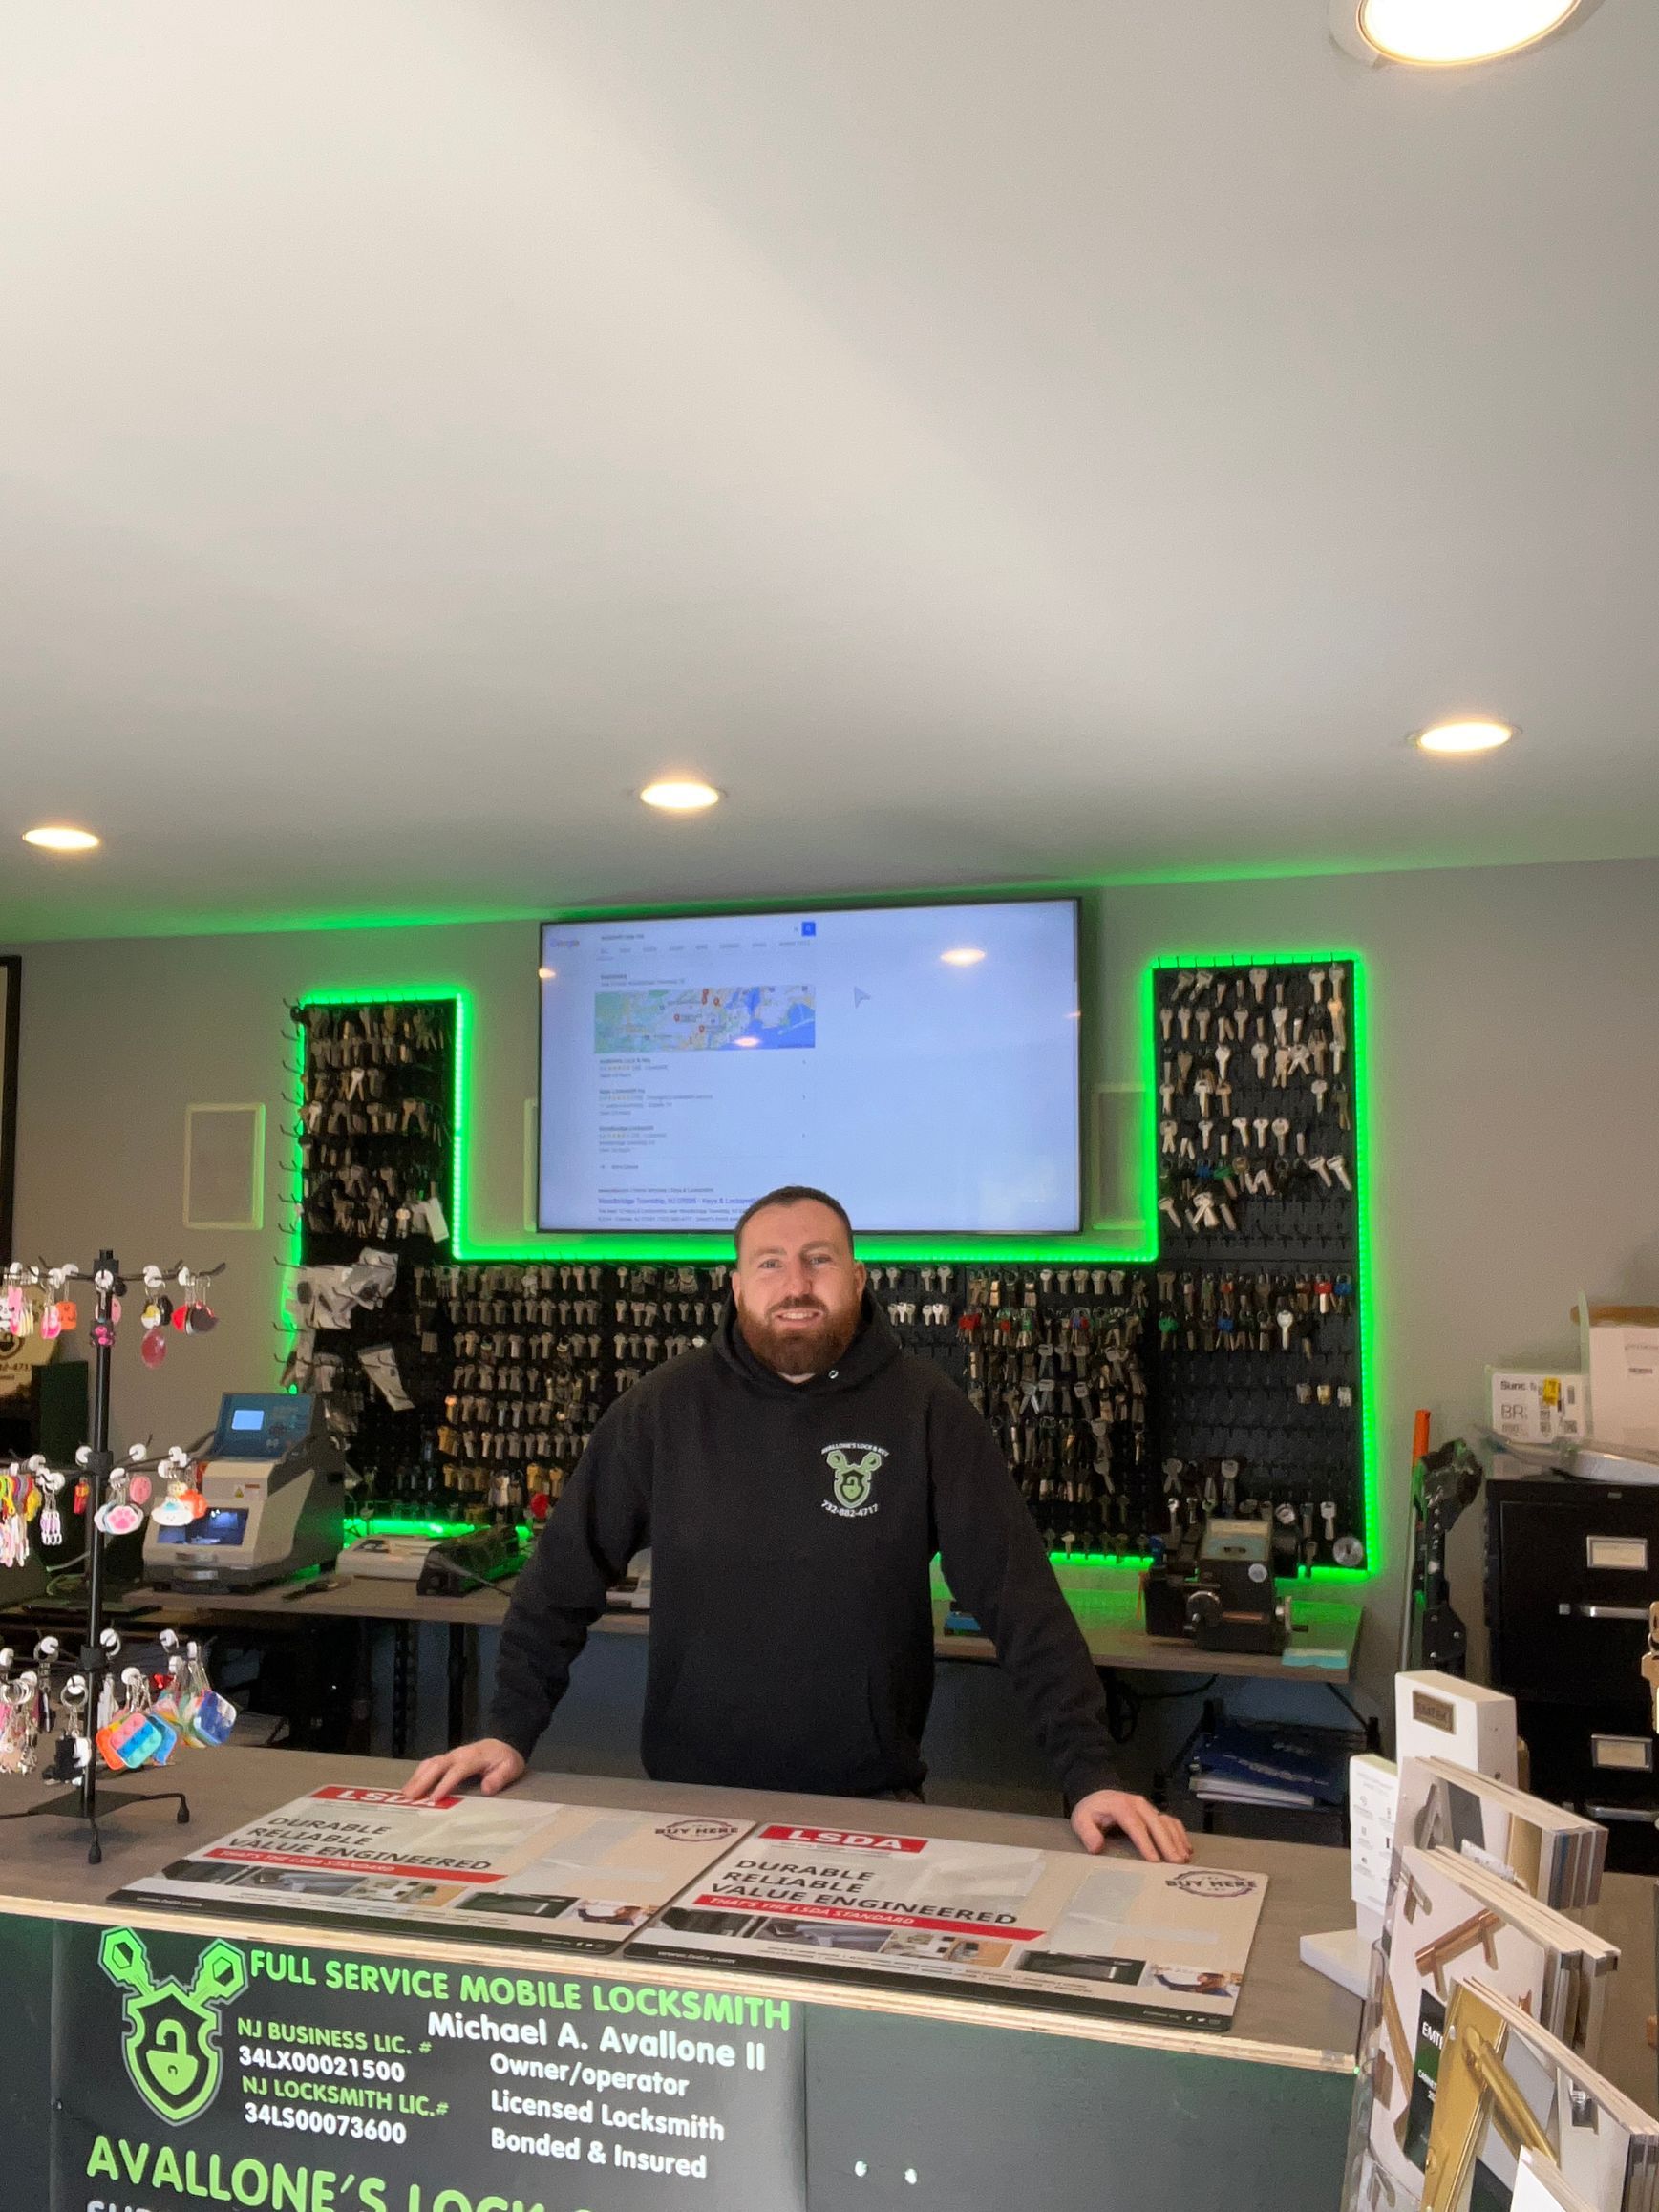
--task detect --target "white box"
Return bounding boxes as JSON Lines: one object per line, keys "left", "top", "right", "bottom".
{"left": 1579, "top": 1299, "right": 1659, "bottom": 1450}
{"left": 1350, "top": 1752, "right": 1398, "bottom": 1816}
{"left": 1351, "top": 1851, "right": 1391, "bottom": 1913}
{"left": 1488, "top": 1368, "right": 1587, "bottom": 1448}
{"left": 1394, "top": 1670, "right": 1517, "bottom": 1784}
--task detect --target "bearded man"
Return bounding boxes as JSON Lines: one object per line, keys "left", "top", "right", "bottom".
{"left": 403, "top": 1186, "right": 1188, "bottom": 1863}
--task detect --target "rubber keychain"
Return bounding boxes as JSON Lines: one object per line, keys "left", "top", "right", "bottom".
{"left": 94, "top": 1470, "right": 142, "bottom": 1539}
{"left": 92, "top": 1263, "right": 120, "bottom": 1350}
{"left": 96, "top": 1627, "right": 123, "bottom": 1730}
{"left": 15, "top": 1468, "right": 33, "bottom": 1567}
{"left": 127, "top": 1443, "right": 154, "bottom": 1512}
{"left": 96, "top": 1673, "right": 162, "bottom": 1774}
{"left": 31, "top": 1638, "right": 58, "bottom": 1737}
{"left": 1, "top": 1670, "right": 40, "bottom": 1776}
{"left": 0, "top": 1654, "right": 16, "bottom": 1777}
{"left": 153, "top": 1631, "right": 190, "bottom": 1733}
{"left": 120, "top": 1665, "right": 178, "bottom": 1766}
{"left": 186, "top": 1271, "right": 219, "bottom": 1334}
{"left": 42, "top": 1673, "right": 92, "bottom": 1784}
{"left": 38, "top": 1472, "right": 64, "bottom": 1550}
{"left": 150, "top": 1447, "right": 198, "bottom": 1528}
{"left": 0, "top": 1468, "right": 18, "bottom": 1570}
{"left": 139, "top": 1266, "right": 172, "bottom": 1367}
{"left": 171, "top": 1268, "right": 194, "bottom": 1334}
{"left": 179, "top": 1641, "right": 237, "bottom": 1748}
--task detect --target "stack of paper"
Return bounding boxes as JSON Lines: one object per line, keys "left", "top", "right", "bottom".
{"left": 1344, "top": 1832, "right": 1640, "bottom": 2212}
{"left": 1188, "top": 1723, "right": 1350, "bottom": 1808}
{"left": 1347, "top": 1979, "right": 1658, "bottom": 2212}
{"left": 1393, "top": 1757, "right": 1607, "bottom": 1914}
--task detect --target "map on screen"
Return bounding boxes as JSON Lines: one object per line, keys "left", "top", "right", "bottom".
{"left": 537, "top": 900, "right": 1081, "bottom": 1235}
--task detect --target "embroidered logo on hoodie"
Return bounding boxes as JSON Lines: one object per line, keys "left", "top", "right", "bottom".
{"left": 821, "top": 1442, "right": 888, "bottom": 1517}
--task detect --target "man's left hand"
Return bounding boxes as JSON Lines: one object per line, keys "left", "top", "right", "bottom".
{"left": 1071, "top": 1789, "right": 1192, "bottom": 1862}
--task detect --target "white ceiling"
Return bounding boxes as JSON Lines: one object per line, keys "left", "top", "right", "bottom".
{"left": 2, "top": 0, "right": 1656, "bottom": 937}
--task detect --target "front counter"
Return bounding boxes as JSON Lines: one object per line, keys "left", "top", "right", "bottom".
{"left": 0, "top": 1751, "right": 1649, "bottom": 2212}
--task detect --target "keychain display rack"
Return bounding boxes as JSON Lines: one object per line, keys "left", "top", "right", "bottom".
{"left": 0, "top": 1251, "right": 233, "bottom": 1861}
{"left": 286, "top": 949, "right": 1372, "bottom": 1578}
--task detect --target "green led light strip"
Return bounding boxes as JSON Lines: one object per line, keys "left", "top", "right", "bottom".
{"left": 290, "top": 942, "right": 1377, "bottom": 1587}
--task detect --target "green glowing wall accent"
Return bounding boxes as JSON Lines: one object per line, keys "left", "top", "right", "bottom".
{"left": 294, "top": 945, "right": 1379, "bottom": 1585}
{"left": 1147, "top": 949, "right": 1378, "bottom": 1585}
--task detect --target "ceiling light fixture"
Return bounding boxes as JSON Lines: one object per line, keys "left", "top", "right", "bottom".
{"left": 1331, "top": 0, "right": 1594, "bottom": 65}
{"left": 22, "top": 824, "right": 101, "bottom": 852}
{"left": 538, "top": 967, "right": 557, "bottom": 981}
{"left": 1411, "top": 717, "right": 1518, "bottom": 755}
{"left": 940, "top": 947, "right": 987, "bottom": 967}
{"left": 639, "top": 778, "right": 722, "bottom": 813}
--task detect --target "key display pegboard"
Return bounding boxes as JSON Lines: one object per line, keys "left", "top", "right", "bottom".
{"left": 1149, "top": 955, "right": 1370, "bottom": 1572}
{"left": 431, "top": 1259, "right": 732, "bottom": 1520}
{"left": 282, "top": 947, "right": 1375, "bottom": 1578}
{"left": 378, "top": 1260, "right": 1158, "bottom": 1557}
{"left": 288, "top": 996, "right": 459, "bottom": 1495}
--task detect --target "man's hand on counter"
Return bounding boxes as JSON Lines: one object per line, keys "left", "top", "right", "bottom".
{"left": 1070, "top": 1789, "right": 1192, "bottom": 1863}
{"left": 397, "top": 1737, "right": 527, "bottom": 1804}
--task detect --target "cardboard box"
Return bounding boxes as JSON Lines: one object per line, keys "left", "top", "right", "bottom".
{"left": 1394, "top": 1669, "right": 1517, "bottom": 1784}
{"left": 1578, "top": 1298, "right": 1659, "bottom": 1451}
{"left": 1488, "top": 1368, "right": 1587, "bottom": 1448}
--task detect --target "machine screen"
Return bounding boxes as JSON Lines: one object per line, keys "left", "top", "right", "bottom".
{"left": 157, "top": 1511, "right": 250, "bottom": 1548}
{"left": 211, "top": 1393, "right": 313, "bottom": 1458}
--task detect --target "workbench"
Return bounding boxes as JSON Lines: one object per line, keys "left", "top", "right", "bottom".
{"left": 3, "top": 1572, "right": 1362, "bottom": 1767}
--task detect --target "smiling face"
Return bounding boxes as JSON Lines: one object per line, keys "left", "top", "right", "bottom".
{"left": 733, "top": 1197, "right": 867, "bottom": 1379}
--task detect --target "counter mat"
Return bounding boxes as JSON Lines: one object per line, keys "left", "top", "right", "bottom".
{"left": 112, "top": 1783, "right": 755, "bottom": 1954}
{"left": 632, "top": 1819, "right": 1268, "bottom": 2032}
{"left": 114, "top": 1787, "right": 1268, "bottom": 2030}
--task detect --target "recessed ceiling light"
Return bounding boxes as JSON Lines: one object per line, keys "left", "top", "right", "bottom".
{"left": 940, "top": 946, "right": 987, "bottom": 967}
{"left": 1412, "top": 718, "right": 1518, "bottom": 755}
{"left": 639, "top": 778, "right": 721, "bottom": 813}
{"left": 22, "top": 824, "right": 101, "bottom": 852}
{"left": 1335, "top": 0, "right": 1589, "bottom": 65}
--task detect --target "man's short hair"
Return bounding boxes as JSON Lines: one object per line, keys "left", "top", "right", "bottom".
{"left": 734, "top": 1185, "right": 855, "bottom": 1257}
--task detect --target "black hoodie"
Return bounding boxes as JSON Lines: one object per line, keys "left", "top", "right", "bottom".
{"left": 487, "top": 1294, "right": 1121, "bottom": 1805}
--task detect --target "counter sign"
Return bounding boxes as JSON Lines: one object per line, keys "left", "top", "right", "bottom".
{"left": 99, "top": 1928, "right": 246, "bottom": 2126}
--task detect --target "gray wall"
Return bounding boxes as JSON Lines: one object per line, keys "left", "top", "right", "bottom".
{"left": 7, "top": 854, "right": 1657, "bottom": 1708}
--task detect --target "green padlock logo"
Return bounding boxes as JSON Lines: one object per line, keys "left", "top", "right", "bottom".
{"left": 99, "top": 1928, "right": 247, "bottom": 2125}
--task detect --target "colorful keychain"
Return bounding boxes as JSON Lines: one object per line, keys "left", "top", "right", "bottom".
{"left": 178, "top": 1641, "right": 236, "bottom": 1747}
{"left": 94, "top": 1470, "right": 143, "bottom": 1540}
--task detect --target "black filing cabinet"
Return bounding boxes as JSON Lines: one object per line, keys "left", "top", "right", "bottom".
{"left": 1486, "top": 1471, "right": 1659, "bottom": 1871}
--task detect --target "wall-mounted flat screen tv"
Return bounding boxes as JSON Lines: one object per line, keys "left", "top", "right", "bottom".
{"left": 537, "top": 897, "right": 1081, "bottom": 1236}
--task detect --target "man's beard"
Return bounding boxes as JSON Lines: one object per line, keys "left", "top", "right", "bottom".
{"left": 738, "top": 1296, "right": 861, "bottom": 1377}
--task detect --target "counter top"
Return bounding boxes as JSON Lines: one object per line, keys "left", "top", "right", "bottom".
{"left": 0, "top": 1746, "right": 1367, "bottom": 2074}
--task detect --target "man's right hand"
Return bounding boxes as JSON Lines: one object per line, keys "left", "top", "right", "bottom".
{"left": 397, "top": 1738, "right": 526, "bottom": 1804}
